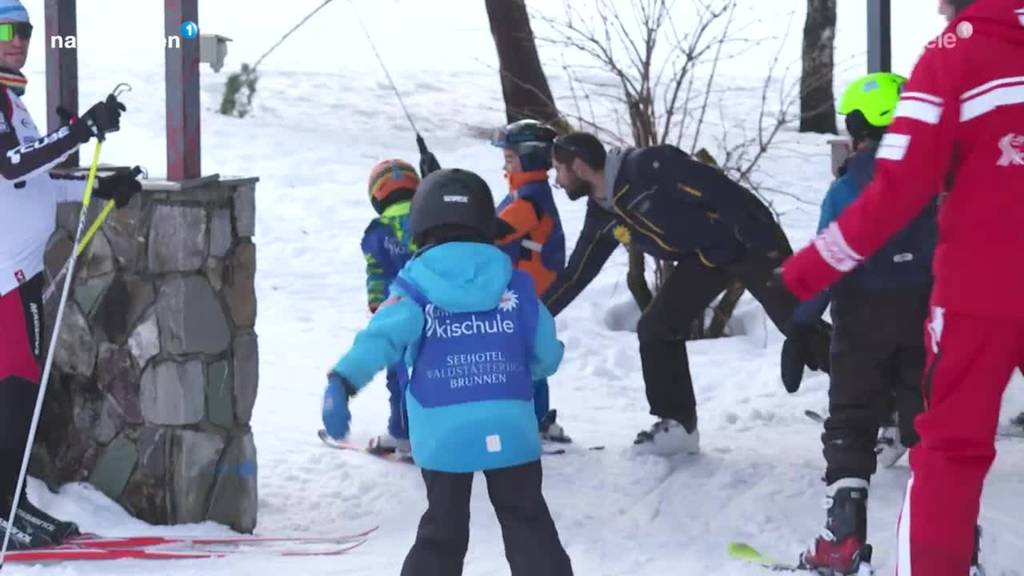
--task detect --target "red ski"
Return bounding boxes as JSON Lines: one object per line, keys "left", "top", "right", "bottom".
{"left": 2, "top": 538, "right": 369, "bottom": 563}
{"left": 63, "top": 524, "right": 378, "bottom": 549}
{"left": 318, "top": 429, "right": 415, "bottom": 463}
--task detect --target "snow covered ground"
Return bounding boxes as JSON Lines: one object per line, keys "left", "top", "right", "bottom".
{"left": 8, "top": 0, "right": 1024, "bottom": 574}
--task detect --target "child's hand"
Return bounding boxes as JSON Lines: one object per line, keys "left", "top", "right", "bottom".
{"left": 322, "top": 372, "right": 354, "bottom": 439}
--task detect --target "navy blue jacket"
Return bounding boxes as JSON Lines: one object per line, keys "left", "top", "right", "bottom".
{"left": 792, "top": 143, "right": 937, "bottom": 323}
{"left": 543, "top": 145, "right": 785, "bottom": 315}
{"left": 823, "top": 144, "right": 936, "bottom": 292}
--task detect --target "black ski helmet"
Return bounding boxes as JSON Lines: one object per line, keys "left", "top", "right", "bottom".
{"left": 410, "top": 168, "right": 497, "bottom": 247}
{"left": 490, "top": 119, "right": 558, "bottom": 171}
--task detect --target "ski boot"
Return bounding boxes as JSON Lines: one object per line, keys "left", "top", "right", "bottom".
{"left": 799, "top": 478, "right": 874, "bottom": 575}
{"left": 0, "top": 515, "right": 54, "bottom": 551}
{"left": 16, "top": 496, "right": 80, "bottom": 543}
{"left": 875, "top": 423, "right": 907, "bottom": 468}
{"left": 539, "top": 410, "right": 572, "bottom": 444}
{"left": 632, "top": 418, "right": 699, "bottom": 456}
{"left": 368, "top": 434, "right": 411, "bottom": 457}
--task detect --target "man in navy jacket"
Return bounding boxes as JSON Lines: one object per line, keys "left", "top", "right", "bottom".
{"left": 545, "top": 132, "right": 831, "bottom": 455}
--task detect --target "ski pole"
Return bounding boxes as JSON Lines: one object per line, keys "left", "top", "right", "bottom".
{"left": 345, "top": 1, "right": 441, "bottom": 174}
{"left": 347, "top": 0, "right": 419, "bottom": 134}
{"left": 41, "top": 198, "right": 115, "bottom": 304}
{"left": 0, "top": 81, "right": 128, "bottom": 567}
{"left": 41, "top": 162, "right": 143, "bottom": 304}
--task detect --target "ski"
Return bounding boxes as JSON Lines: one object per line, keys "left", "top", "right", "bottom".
{"left": 542, "top": 445, "right": 605, "bottom": 455}
{"left": 318, "top": 429, "right": 414, "bottom": 463}
{"left": 804, "top": 409, "right": 826, "bottom": 424}
{"left": 319, "top": 429, "right": 604, "bottom": 461}
{"left": 63, "top": 524, "right": 379, "bottom": 549}
{"left": 2, "top": 538, "right": 368, "bottom": 564}
{"left": 996, "top": 424, "right": 1024, "bottom": 439}
{"left": 727, "top": 542, "right": 804, "bottom": 572}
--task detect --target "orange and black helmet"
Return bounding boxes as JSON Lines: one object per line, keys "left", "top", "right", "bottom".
{"left": 367, "top": 159, "right": 420, "bottom": 214}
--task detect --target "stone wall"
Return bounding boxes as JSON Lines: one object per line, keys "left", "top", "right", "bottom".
{"left": 31, "top": 172, "right": 259, "bottom": 533}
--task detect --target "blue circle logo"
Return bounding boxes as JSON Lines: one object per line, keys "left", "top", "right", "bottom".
{"left": 181, "top": 21, "right": 199, "bottom": 39}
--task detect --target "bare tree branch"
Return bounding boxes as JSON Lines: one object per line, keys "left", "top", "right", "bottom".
{"left": 688, "top": 0, "right": 736, "bottom": 150}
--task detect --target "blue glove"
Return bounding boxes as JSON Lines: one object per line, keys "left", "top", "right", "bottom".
{"left": 322, "top": 372, "right": 354, "bottom": 439}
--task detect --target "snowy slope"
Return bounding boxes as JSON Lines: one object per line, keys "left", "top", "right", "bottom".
{"left": 9, "top": 1, "right": 1024, "bottom": 574}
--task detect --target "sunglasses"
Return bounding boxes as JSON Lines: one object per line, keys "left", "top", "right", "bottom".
{"left": 552, "top": 137, "right": 586, "bottom": 163}
{"left": 0, "top": 22, "right": 32, "bottom": 42}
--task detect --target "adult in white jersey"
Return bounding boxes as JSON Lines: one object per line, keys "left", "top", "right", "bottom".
{"left": 0, "top": 0, "right": 139, "bottom": 550}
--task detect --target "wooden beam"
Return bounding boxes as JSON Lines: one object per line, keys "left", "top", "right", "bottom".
{"left": 867, "top": 0, "right": 892, "bottom": 73}
{"left": 45, "top": 0, "right": 78, "bottom": 167}
{"left": 165, "top": 0, "right": 200, "bottom": 180}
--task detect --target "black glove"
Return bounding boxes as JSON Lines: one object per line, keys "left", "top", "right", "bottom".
{"left": 780, "top": 319, "right": 832, "bottom": 393}
{"left": 417, "top": 134, "right": 441, "bottom": 177}
{"left": 93, "top": 166, "right": 142, "bottom": 208}
{"left": 72, "top": 94, "right": 126, "bottom": 143}
{"left": 796, "top": 320, "right": 831, "bottom": 372}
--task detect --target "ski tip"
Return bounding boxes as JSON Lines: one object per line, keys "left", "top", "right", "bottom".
{"left": 804, "top": 410, "right": 826, "bottom": 424}
{"left": 727, "top": 542, "right": 762, "bottom": 559}
{"left": 727, "top": 542, "right": 801, "bottom": 571}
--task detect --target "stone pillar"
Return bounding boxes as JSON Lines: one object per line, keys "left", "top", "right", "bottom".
{"left": 829, "top": 137, "right": 853, "bottom": 177}
{"left": 33, "top": 171, "right": 259, "bottom": 533}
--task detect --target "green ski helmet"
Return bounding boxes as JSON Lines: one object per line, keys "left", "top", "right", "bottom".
{"left": 838, "top": 72, "right": 907, "bottom": 141}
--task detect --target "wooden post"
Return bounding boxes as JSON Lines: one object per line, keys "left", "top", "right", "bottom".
{"left": 44, "top": 0, "right": 78, "bottom": 167}
{"left": 867, "top": 0, "right": 892, "bottom": 73}
{"left": 165, "top": 0, "right": 200, "bottom": 180}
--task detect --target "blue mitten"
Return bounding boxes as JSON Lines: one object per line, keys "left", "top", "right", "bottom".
{"left": 323, "top": 372, "right": 354, "bottom": 439}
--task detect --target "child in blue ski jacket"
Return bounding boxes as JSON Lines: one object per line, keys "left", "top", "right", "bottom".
{"left": 323, "top": 168, "right": 573, "bottom": 576}
{"left": 490, "top": 119, "right": 570, "bottom": 442}
{"left": 791, "top": 73, "right": 936, "bottom": 574}
{"left": 359, "top": 159, "right": 419, "bottom": 454}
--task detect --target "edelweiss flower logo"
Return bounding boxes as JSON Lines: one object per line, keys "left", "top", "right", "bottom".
{"left": 997, "top": 133, "right": 1024, "bottom": 167}
{"left": 613, "top": 225, "right": 632, "bottom": 246}
{"left": 498, "top": 289, "right": 519, "bottom": 312}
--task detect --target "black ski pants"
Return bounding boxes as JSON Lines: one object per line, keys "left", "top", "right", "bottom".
{"left": 401, "top": 459, "right": 572, "bottom": 576}
{"left": 822, "top": 285, "right": 930, "bottom": 483}
{"left": 637, "top": 244, "right": 825, "bottom": 432}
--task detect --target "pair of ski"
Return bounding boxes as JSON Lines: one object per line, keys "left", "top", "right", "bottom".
{"left": 728, "top": 542, "right": 874, "bottom": 574}
{"left": 1, "top": 525, "right": 377, "bottom": 564}
{"left": 317, "top": 429, "right": 603, "bottom": 464}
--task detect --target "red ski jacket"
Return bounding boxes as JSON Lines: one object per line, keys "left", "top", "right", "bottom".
{"left": 784, "top": 0, "right": 1024, "bottom": 318}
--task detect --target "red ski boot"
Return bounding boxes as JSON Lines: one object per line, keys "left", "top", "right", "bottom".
{"left": 799, "top": 478, "right": 874, "bottom": 575}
